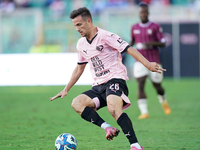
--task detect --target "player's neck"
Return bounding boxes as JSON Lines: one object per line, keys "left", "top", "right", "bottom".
{"left": 86, "top": 26, "right": 98, "bottom": 41}
{"left": 141, "top": 19, "right": 149, "bottom": 24}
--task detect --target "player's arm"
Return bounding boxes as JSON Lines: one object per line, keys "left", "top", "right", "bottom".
{"left": 50, "top": 63, "right": 87, "bottom": 101}
{"left": 126, "top": 46, "right": 166, "bottom": 73}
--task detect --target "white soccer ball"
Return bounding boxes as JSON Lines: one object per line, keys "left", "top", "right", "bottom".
{"left": 55, "top": 133, "right": 77, "bottom": 150}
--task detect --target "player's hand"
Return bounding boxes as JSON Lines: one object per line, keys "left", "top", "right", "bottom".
{"left": 148, "top": 62, "right": 166, "bottom": 73}
{"left": 50, "top": 90, "right": 68, "bottom": 101}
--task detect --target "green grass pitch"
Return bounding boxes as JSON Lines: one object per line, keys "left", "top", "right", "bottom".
{"left": 0, "top": 78, "right": 200, "bottom": 150}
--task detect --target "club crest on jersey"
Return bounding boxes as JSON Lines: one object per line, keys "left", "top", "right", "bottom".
{"left": 96, "top": 45, "right": 104, "bottom": 51}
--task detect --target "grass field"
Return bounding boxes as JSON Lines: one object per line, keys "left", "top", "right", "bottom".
{"left": 0, "top": 78, "right": 200, "bottom": 150}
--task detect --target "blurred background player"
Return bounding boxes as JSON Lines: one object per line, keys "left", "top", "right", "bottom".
{"left": 130, "top": 2, "right": 171, "bottom": 119}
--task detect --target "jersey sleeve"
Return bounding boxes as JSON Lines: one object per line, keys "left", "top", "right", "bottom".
{"left": 103, "top": 33, "right": 130, "bottom": 53}
{"left": 77, "top": 52, "right": 87, "bottom": 64}
{"left": 156, "top": 25, "right": 166, "bottom": 43}
{"left": 76, "top": 40, "right": 88, "bottom": 64}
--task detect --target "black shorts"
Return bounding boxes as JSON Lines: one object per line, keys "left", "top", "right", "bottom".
{"left": 82, "top": 78, "right": 130, "bottom": 110}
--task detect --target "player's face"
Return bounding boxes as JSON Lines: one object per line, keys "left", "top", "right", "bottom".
{"left": 72, "top": 15, "right": 90, "bottom": 38}
{"left": 139, "top": 7, "right": 149, "bottom": 23}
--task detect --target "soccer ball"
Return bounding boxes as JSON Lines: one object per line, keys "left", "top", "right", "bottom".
{"left": 55, "top": 133, "right": 77, "bottom": 150}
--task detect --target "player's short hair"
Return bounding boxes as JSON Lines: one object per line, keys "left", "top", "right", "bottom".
{"left": 139, "top": 2, "right": 149, "bottom": 8}
{"left": 70, "top": 7, "right": 92, "bottom": 22}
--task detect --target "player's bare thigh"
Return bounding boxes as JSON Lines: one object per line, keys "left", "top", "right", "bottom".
{"left": 107, "top": 94, "right": 123, "bottom": 120}
{"left": 71, "top": 94, "right": 96, "bottom": 115}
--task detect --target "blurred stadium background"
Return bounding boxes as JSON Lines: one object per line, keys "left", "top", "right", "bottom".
{"left": 0, "top": 0, "right": 200, "bottom": 86}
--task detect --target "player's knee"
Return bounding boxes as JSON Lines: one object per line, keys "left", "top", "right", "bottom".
{"left": 71, "top": 95, "right": 94, "bottom": 115}
{"left": 71, "top": 97, "right": 81, "bottom": 112}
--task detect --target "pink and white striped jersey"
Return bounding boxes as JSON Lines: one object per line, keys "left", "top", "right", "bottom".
{"left": 77, "top": 27, "right": 129, "bottom": 86}
{"left": 131, "top": 21, "right": 165, "bottom": 63}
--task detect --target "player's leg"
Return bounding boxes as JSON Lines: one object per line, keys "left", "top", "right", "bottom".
{"left": 133, "top": 62, "right": 149, "bottom": 119}
{"left": 106, "top": 79, "right": 143, "bottom": 149}
{"left": 136, "top": 76, "right": 150, "bottom": 119}
{"left": 152, "top": 82, "right": 171, "bottom": 115}
{"left": 71, "top": 90, "right": 118, "bottom": 140}
{"left": 71, "top": 94, "right": 96, "bottom": 115}
{"left": 72, "top": 94, "right": 107, "bottom": 128}
{"left": 150, "top": 67, "right": 171, "bottom": 115}
{"left": 107, "top": 95, "right": 142, "bottom": 149}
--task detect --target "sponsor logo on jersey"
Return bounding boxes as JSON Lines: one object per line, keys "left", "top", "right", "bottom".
{"left": 95, "top": 70, "right": 110, "bottom": 77}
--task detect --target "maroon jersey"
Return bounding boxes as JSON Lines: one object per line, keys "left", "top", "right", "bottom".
{"left": 131, "top": 21, "right": 165, "bottom": 63}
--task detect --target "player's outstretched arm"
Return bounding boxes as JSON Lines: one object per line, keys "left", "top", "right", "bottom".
{"left": 50, "top": 63, "right": 87, "bottom": 101}
{"left": 126, "top": 46, "right": 166, "bottom": 73}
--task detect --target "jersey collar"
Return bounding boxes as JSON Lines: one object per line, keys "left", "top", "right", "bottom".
{"left": 86, "top": 33, "right": 98, "bottom": 44}
{"left": 139, "top": 21, "right": 152, "bottom": 28}
{"left": 86, "top": 27, "right": 98, "bottom": 44}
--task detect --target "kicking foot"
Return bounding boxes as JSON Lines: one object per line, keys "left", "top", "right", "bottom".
{"left": 105, "top": 127, "right": 120, "bottom": 141}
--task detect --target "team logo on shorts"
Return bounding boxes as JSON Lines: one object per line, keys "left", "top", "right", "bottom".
{"left": 96, "top": 45, "right": 104, "bottom": 51}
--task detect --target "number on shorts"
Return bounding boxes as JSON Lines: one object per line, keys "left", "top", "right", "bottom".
{"left": 109, "top": 83, "right": 119, "bottom": 91}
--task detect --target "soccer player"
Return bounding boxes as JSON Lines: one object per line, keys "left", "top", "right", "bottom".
{"left": 130, "top": 3, "right": 171, "bottom": 120}
{"left": 50, "top": 7, "right": 165, "bottom": 150}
